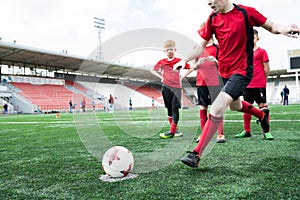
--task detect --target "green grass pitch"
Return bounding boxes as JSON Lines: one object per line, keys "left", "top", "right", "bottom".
{"left": 0, "top": 104, "right": 299, "bottom": 199}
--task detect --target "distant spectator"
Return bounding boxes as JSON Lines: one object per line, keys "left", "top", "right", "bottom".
{"left": 82, "top": 97, "right": 86, "bottom": 112}
{"left": 283, "top": 85, "right": 290, "bottom": 105}
{"left": 129, "top": 98, "right": 133, "bottom": 110}
{"left": 73, "top": 102, "right": 77, "bottom": 110}
{"left": 69, "top": 100, "right": 73, "bottom": 112}
{"left": 36, "top": 108, "right": 42, "bottom": 113}
{"left": 108, "top": 94, "right": 114, "bottom": 113}
{"left": 280, "top": 90, "right": 283, "bottom": 103}
{"left": 151, "top": 97, "right": 155, "bottom": 109}
{"left": 92, "top": 100, "right": 95, "bottom": 111}
{"left": 3, "top": 104, "right": 8, "bottom": 114}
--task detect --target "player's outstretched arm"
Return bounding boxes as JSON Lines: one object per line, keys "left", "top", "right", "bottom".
{"left": 173, "top": 37, "right": 208, "bottom": 71}
{"left": 205, "top": 56, "right": 218, "bottom": 64}
{"left": 180, "top": 66, "right": 195, "bottom": 81}
{"left": 262, "top": 20, "right": 299, "bottom": 38}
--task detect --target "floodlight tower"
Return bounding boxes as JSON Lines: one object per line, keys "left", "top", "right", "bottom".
{"left": 94, "top": 17, "right": 105, "bottom": 60}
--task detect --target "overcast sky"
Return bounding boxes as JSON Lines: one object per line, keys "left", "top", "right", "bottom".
{"left": 1, "top": 0, "right": 299, "bottom": 70}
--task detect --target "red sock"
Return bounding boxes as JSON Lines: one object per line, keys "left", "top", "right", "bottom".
{"left": 217, "top": 119, "right": 224, "bottom": 135}
{"left": 168, "top": 116, "right": 172, "bottom": 125}
{"left": 243, "top": 113, "right": 251, "bottom": 133}
{"left": 199, "top": 109, "right": 207, "bottom": 131}
{"left": 170, "top": 122, "right": 177, "bottom": 134}
{"left": 194, "top": 114, "right": 223, "bottom": 156}
{"left": 240, "top": 101, "right": 264, "bottom": 120}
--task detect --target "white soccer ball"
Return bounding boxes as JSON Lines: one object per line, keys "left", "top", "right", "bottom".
{"left": 102, "top": 146, "right": 134, "bottom": 178}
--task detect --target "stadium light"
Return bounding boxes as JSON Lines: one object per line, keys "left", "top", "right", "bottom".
{"left": 94, "top": 17, "right": 105, "bottom": 60}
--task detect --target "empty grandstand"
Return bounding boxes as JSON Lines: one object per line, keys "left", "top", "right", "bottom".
{"left": 1, "top": 41, "right": 300, "bottom": 114}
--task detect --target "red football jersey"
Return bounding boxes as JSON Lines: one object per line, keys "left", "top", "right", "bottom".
{"left": 153, "top": 57, "right": 190, "bottom": 88}
{"left": 247, "top": 47, "right": 269, "bottom": 88}
{"left": 196, "top": 44, "right": 219, "bottom": 86}
{"left": 199, "top": 4, "right": 267, "bottom": 78}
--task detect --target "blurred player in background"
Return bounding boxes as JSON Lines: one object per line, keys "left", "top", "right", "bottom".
{"left": 184, "top": 26, "right": 225, "bottom": 143}
{"left": 235, "top": 29, "right": 274, "bottom": 140}
{"left": 150, "top": 40, "right": 191, "bottom": 139}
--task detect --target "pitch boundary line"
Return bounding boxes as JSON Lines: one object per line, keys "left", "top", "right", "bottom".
{"left": 1, "top": 119, "right": 300, "bottom": 124}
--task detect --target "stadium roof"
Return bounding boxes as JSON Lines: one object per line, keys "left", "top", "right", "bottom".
{"left": 0, "top": 41, "right": 159, "bottom": 81}
{"left": 0, "top": 41, "right": 294, "bottom": 82}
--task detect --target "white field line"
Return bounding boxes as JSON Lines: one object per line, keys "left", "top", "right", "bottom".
{"left": 0, "top": 121, "right": 75, "bottom": 124}
{"left": 1, "top": 119, "right": 300, "bottom": 124}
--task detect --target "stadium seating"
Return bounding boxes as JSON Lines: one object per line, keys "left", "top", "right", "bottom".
{"left": 79, "top": 81, "right": 165, "bottom": 108}
{"left": 10, "top": 82, "right": 102, "bottom": 112}
{"left": 125, "top": 84, "right": 164, "bottom": 104}
{"left": 125, "top": 83, "right": 194, "bottom": 107}
{"left": 65, "top": 80, "right": 88, "bottom": 93}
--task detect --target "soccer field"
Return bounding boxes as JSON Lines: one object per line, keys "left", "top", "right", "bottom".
{"left": 0, "top": 104, "right": 299, "bottom": 199}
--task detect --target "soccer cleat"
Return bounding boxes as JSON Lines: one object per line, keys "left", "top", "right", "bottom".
{"left": 181, "top": 151, "right": 200, "bottom": 168}
{"left": 258, "top": 108, "right": 270, "bottom": 133}
{"left": 159, "top": 131, "right": 175, "bottom": 139}
{"left": 174, "top": 129, "right": 183, "bottom": 137}
{"left": 263, "top": 132, "right": 274, "bottom": 140}
{"left": 235, "top": 131, "right": 252, "bottom": 138}
{"left": 216, "top": 135, "right": 226, "bottom": 143}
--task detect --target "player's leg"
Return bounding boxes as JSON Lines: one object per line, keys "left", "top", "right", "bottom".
{"left": 171, "top": 88, "right": 183, "bottom": 137}
{"left": 168, "top": 116, "right": 172, "bottom": 125}
{"left": 181, "top": 74, "right": 239, "bottom": 167}
{"left": 181, "top": 91, "right": 231, "bottom": 168}
{"left": 209, "top": 85, "right": 226, "bottom": 143}
{"left": 223, "top": 73, "right": 269, "bottom": 134}
{"left": 236, "top": 88, "right": 253, "bottom": 138}
{"left": 181, "top": 71, "right": 267, "bottom": 167}
{"left": 160, "top": 86, "right": 174, "bottom": 138}
{"left": 200, "top": 105, "right": 208, "bottom": 131}
{"left": 198, "top": 86, "right": 210, "bottom": 130}
{"left": 210, "top": 92, "right": 226, "bottom": 143}
{"left": 195, "top": 86, "right": 226, "bottom": 143}
{"left": 196, "top": 86, "right": 210, "bottom": 142}
{"left": 216, "top": 119, "right": 225, "bottom": 143}
{"left": 256, "top": 89, "right": 273, "bottom": 140}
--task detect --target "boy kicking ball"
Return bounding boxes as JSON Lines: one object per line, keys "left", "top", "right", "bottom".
{"left": 175, "top": 0, "right": 299, "bottom": 168}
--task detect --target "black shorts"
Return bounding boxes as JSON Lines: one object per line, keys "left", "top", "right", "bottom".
{"left": 197, "top": 86, "right": 221, "bottom": 106}
{"left": 222, "top": 66, "right": 253, "bottom": 100}
{"left": 243, "top": 88, "right": 267, "bottom": 104}
{"left": 162, "top": 85, "right": 181, "bottom": 109}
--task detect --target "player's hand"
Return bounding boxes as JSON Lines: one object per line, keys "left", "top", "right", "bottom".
{"left": 173, "top": 59, "right": 186, "bottom": 71}
{"left": 195, "top": 58, "right": 207, "bottom": 67}
{"left": 283, "top": 24, "right": 299, "bottom": 38}
{"left": 206, "top": 56, "right": 218, "bottom": 63}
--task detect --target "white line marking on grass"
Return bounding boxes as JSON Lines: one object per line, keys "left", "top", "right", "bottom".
{"left": 98, "top": 119, "right": 300, "bottom": 124}
{"left": 0, "top": 121, "right": 74, "bottom": 124}
{"left": 1, "top": 119, "right": 299, "bottom": 125}
{"left": 224, "top": 119, "right": 300, "bottom": 122}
